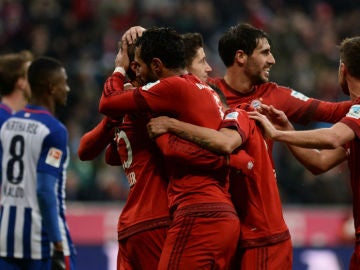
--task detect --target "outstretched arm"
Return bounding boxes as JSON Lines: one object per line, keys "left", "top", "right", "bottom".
{"left": 249, "top": 109, "right": 354, "bottom": 148}
{"left": 78, "top": 116, "right": 120, "bottom": 161}
{"left": 250, "top": 104, "right": 349, "bottom": 174}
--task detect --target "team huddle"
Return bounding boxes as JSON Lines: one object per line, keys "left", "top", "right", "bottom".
{"left": 0, "top": 22, "right": 360, "bottom": 270}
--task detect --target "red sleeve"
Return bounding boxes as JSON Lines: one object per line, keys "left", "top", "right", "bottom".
{"left": 340, "top": 102, "right": 360, "bottom": 138}
{"left": 100, "top": 73, "right": 188, "bottom": 118}
{"left": 78, "top": 117, "right": 117, "bottom": 161}
{"left": 220, "top": 108, "right": 251, "bottom": 143}
{"left": 99, "top": 72, "right": 140, "bottom": 118}
{"left": 105, "top": 141, "right": 122, "bottom": 166}
{"left": 310, "top": 100, "right": 352, "bottom": 123}
{"left": 265, "top": 85, "right": 352, "bottom": 124}
{"left": 155, "top": 134, "right": 228, "bottom": 170}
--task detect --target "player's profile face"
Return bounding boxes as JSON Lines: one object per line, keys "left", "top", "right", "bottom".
{"left": 187, "top": 47, "right": 212, "bottom": 82}
{"left": 134, "top": 47, "right": 157, "bottom": 83}
{"left": 245, "top": 38, "right": 275, "bottom": 85}
{"left": 338, "top": 62, "right": 350, "bottom": 95}
{"left": 52, "top": 68, "right": 70, "bottom": 106}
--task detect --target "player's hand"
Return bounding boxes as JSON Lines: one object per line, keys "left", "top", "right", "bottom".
{"left": 147, "top": 116, "right": 172, "bottom": 138}
{"left": 121, "top": 26, "right": 146, "bottom": 44}
{"left": 51, "top": 250, "right": 65, "bottom": 270}
{"left": 248, "top": 110, "right": 280, "bottom": 139}
{"left": 115, "top": 41, "right": 130, "bottom": 71}
{"left": 256, "top": 104, "right": 293, "bottom": 130}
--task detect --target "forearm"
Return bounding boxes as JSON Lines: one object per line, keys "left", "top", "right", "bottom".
{"left": 105, "top": 141, "right": 122, "bottom": 166}
{"left": 287, "top": 145, "right": 346, "bottom": 174}
{"left": 273, "top": 128, "right": 341, "bottom": 149}
{"left": 78, "top": 117, "right": 116, "bottom": 160}
{"left": 156, "top": 134, "right": 228, "bottom": 169}
{"left": 37, "top": 173, "right": 62, "bottom": 244}
{"left": 166, "top": 118, "right": 238, "bottom": 154}
{"left": 99, "top": 72, "right": 138, "bottom": 117}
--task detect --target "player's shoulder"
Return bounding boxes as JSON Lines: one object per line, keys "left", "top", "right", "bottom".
{"left": 19, "top": 107, "right": 67, "bottom": 134}
{"left": 257, "top": 81, "right": 283, "bottom": 90}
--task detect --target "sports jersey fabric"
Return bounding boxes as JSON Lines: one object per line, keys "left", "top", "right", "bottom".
{"left": 0, "top": 105, "right": 75, "bottom": 259}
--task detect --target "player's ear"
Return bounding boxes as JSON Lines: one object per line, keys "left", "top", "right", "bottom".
{"left": 235, "top": 50, "right": 246, "bottom": 65}
{"left": 150, "top": 58, "right": 163, "bottom": 73}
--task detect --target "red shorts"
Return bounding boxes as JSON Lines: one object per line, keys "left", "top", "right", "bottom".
{"left": 117, "top": 227, "right": 168, "bottom": 270}
{"left": 158, "top": 211, "right": 240, "bottom": 270}
{"left": 234, "top": 238, "right": 293, "bottom": 270}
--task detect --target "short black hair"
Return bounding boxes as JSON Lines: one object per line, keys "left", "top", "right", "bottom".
{"left": 182, "top": 32, "right": 204, "bottom": 68}
{"left": 218, "top": 23, "right": 271, "bottom": 67}
{"left": 27, "top": 56, "right": 63, "bottom": 97}
{"left": 135, "top": 27, "right": 185, "bottom": 69}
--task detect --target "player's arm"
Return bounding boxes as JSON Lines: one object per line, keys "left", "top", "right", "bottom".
{"left": 105, "top": 140, "right": 122, "bottom": 166}
{"left": 147, "top": 116, "right": 242, "bottom": 154}
{"left": 78, "top": 116, "right": 120, "bottom": 160}
{"left": 155, "top": 133, "right": 229, "bottom": 170}
{"left": 37, "top": 172, "right": 63, "bottom": 250}
{"left": 310, "top": 99, "right": 352, "bottom": 123}
{"left": 259, "top": 104, "right": 349, "bottom": 175}
{"left": 250, "top": 109, "right": 354, "bottom": 148}
{"left": 99, "top": 41, "right": 140, "bottom": 118}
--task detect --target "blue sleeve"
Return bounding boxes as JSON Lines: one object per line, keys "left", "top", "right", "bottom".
{"left": 37, "top": 172, "right": 62, "bottom": 242}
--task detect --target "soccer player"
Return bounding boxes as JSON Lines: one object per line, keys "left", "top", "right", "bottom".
{"left": 0, "top": 51, "right": 33, "bottom": 191}
{"left": 0, "top": 50, "right": 33, "bottom": 123}
{"left": 248, "top": 36, "right": 360, "bottom": 270}
{"left": 78, "top": 30, "right": 220, "bottom": 270}
{"left": 147, "top": 99, "right": 292, "bottom": 270}
{"left": 78, "top": 39, "right": 170, "bottom": 270}
{"left": 182, "top": 32, "right": 212, "bottom": 82}
{"left": 0, "top": 57, "right": 76, "bottom": 270}
{"left": 99, "top": 27, "right": 240, "bottom": 270}
{"left": 209, "top": 22, "right": 351, "bottom": 133}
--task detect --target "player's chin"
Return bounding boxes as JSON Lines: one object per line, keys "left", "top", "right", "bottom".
{"left": 261, "top": 74, "right": 270, "bottom": 83}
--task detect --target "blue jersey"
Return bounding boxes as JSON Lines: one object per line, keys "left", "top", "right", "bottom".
{"left": 0, "top": 103, "right": 13, "bottom": 185}
{"left": 0, "top": 105, "right": 75, "bottom": 259}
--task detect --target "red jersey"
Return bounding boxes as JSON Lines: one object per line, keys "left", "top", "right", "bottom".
{"left": 221, "top": 107, "right": 290, "bottom": 247}
{"left": 208, "top": 78, "right": 352, "bottom": 124}
{"left": 78, "top": 117, "right": 117, "bottom": 161}
{"left": 77, "top": 114, "right": 170, "bottom": 240}
{"left": 100, "top": 72, "right": 234, "bottom": 211}
{"left": 340, "top": 98, "right": 360, "bottom": 240}
{"left": 114, "top": 114, "right": 170, "bottom": 240}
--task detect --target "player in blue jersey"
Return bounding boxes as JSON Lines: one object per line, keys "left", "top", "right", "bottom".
{"left": 0, "top": 57, "right": 76, "bottom": 270}
{"left": 0, "top": 51, "right": 33, "bottom": 189}
{"left": 0, "top": 50, "right": 33, "bottom": 121}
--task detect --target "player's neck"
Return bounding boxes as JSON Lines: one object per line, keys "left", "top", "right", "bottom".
{"left": 30, "top": 96, "right": 55, "bottom": 114}
{"left": 161, "top": 68, "right": 187, "bottom": 79}
{"left": 347, "top": 77, "right": 360, "bottom": 101}
{"left": 1, "top": 92, "right": 27, "bottom": 112}
{"left": 224, "top": 70, "right": 255, "bottom": 94}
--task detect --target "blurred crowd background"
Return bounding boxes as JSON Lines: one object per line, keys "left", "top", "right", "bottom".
{"left": 1, "top": 0, "right": 358, "bottom": 204}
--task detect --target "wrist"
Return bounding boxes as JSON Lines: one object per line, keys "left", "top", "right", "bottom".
{"left": 53, "top": 241, "right": 63, "bottom": 252}
{"left": 167, "top": 118, "right": 179, "bottom": 133}
{"left": 113, "top": 66, "right": 126, "bottom": 76}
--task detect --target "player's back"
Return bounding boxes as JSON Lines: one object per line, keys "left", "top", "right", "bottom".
{"left": 115, "top": 114, "right": 170, "bottom": 240}
{"left": 220, "top": 106, "right": 289, "bottom": 247}
{"left": 230, "top": 120, "right": 289, "bottom": 247}
{"left": 101, "top": 73, "right": 236, "bottom": 211}
{"left": 142, "top": 75, "right": 233, "bottom": 210}
{"left": 0, "top": 105, "right": 74, "bottom": 259}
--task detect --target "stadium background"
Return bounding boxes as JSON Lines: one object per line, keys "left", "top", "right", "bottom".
{"left": 1, "top": 0, "right": 359, "bottom": 269}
